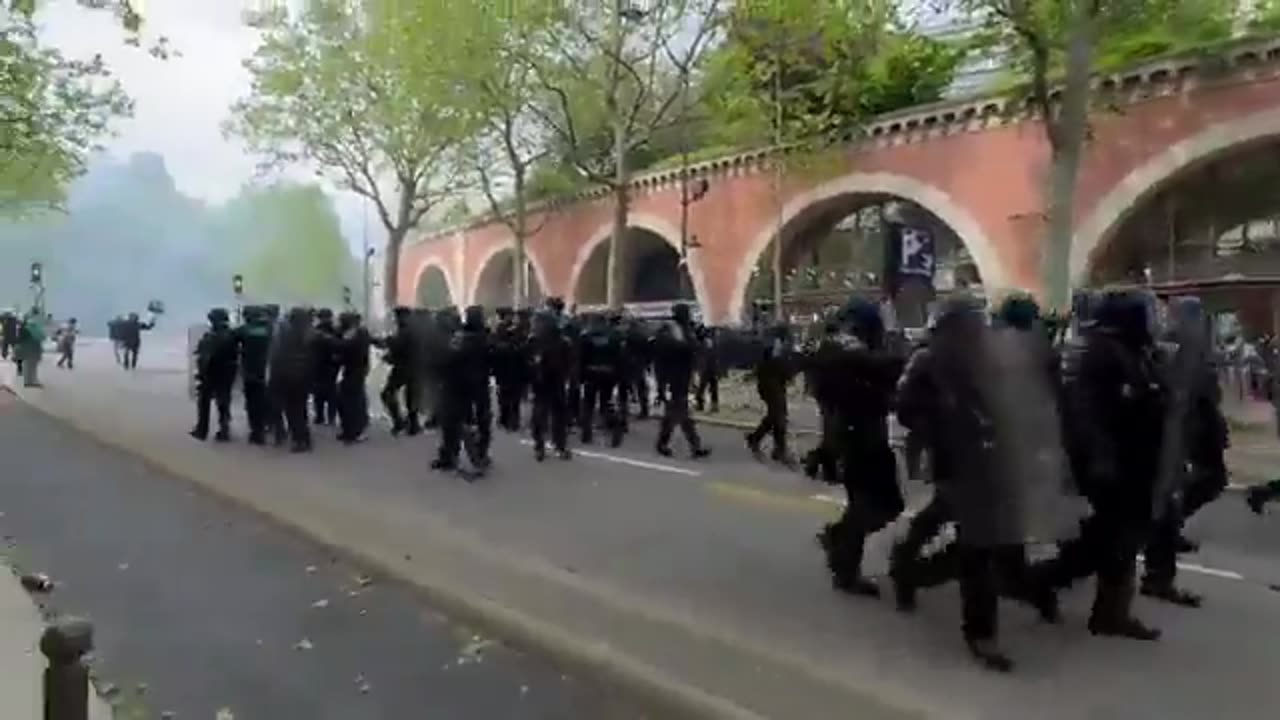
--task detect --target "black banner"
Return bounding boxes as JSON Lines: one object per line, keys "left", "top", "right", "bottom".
{"left": 884, "top": 222, "right": 936, "bottom": 295}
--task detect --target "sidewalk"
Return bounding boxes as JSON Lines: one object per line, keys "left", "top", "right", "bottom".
{"left": 8, "top": 354, "right": 1280, "bottom": 720}
{"left": 0, "top": 563, "right": 111, "bottom": 720}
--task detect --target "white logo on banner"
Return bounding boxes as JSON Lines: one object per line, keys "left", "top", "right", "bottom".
{"left": 899, "top": 227, "right": 935, "bottom": 278}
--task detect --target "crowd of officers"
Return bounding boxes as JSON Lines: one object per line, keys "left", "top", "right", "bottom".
{"left": 189, "top": 298, "right": 716, "bottom": 469}
{"left": 191, "top": 286, "right": 1235, "bottom": 672}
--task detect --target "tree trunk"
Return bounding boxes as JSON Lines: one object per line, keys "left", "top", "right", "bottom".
{"left": 1039, "top": 2, "right": 1095, "bottom": 311}
{"left": 606, "top": 117, "right": 629, "bottom": 309}
{"left": 382, "top": 226, "right": 406, "bottom": 316}
{"left": 512, "top": 175, "right": 528, "bottom": 309}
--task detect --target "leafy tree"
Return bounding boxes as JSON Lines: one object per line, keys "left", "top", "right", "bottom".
{"left": 704, "top": 0, "right": 963, "bottom": 316}
{"left": 955, "top": 0, "right": 1241, "bottom": 308}
{"left": 213, "top": 183, "right": 357, "bottom": 308}
{"left": 0, "top": 2, "right": 146, "bottom": 216}
{"left": 227, "top": 0, "right": 468, "bottom": 310}
{"left": 442, "top": 1, "right": 557, "bottom": 308}
{"left": 516, "top": 0, "right": 725, "bottom": 307}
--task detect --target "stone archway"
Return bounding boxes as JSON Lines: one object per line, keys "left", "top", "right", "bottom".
{"left": 414, "top": 262, "right": 454, "bottom": 309}
{"left": 1071, "top": 106, "right": 1280, "bottom": 285}
{"left": 728, "top": 171, "right": 999, "bottom": 324}
{"left": 569, "top": 214, "right": 708, "bottom": 310}
{"left": 471, "top": 246, "right": 546, "bottom": 308}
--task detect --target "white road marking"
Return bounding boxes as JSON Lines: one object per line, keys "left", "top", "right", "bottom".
{"left": 516, "top": 439, "right": 703, "bottom": 477}
{"left": 1173, "top": 561, "right": 1245, "bottom": 581}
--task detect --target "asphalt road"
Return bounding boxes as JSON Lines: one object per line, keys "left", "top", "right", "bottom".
{"left": 12, "top": 339, "right": 1280, "bottom": 719}
{"left": 0, "top": 401, "right": 642, "bottom": 720}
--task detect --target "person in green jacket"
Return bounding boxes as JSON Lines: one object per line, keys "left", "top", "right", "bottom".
{"left": 17, "top": 309, "right": 45, "bottom": 388}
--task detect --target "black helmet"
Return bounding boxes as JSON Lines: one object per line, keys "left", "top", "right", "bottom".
{"left": 836, "top": 296, "right": 885, "bottom": 348}
{"left": 463, "top": 305, "right": 486, "bottom": 331}
{"left": 994, "top": 291, "right": 1040, "bottom": 331}
{"left": 207, "top": 307, "right": 230, "bottom": 326}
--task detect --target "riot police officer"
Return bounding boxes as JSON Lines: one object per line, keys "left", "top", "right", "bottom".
{"left": 746, "top": 321, "right": 795, "bottom": 463}
{"left": 813, "top": 298, "right": 903, "bottom": 600}
{"left": 311, "top": 308, "right": 341, "bottom": 426}
{"left": 578, "top": 312, "right": 625, "bottom": 447}
{"left": 237, "top": 305, "right": 273, "bottom": 446}
{"left": 529, "top": 309, "right": 573, "bottom": 461}
{"left": 653, "top": 303, "right": 710, "bottom": 458}
{"left": 271, "top": 306, "right": 316, "bottom": 453}
{"left": 380, "top": 306, "right": 422, "bottom": 436}
{"left": 191, "top": 307, "right": 238, "bottom": 442}
{"left": 335, "top": 311, "right": 373, "bottom": 444}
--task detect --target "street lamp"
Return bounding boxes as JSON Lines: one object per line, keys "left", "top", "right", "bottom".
{"left": 232, "top": 273, "right": 244, "bottom": 323}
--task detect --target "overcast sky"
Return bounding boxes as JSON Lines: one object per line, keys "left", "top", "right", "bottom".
{"left": 35, "top": 0, "right": 379, "bottom": 255}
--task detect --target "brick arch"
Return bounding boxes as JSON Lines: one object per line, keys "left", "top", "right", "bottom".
{"left": 567, "top": 213, "right": 710, "bottom": 311}
{"left": 465, "top": 238, "right": 552, "bottom": 307}
{"left": 412, "top": 257, "right": 458, "bottom": 308}
{"left": 1071, "top": 105, "right": 1280, "bottom": 285}
{"left": 726, "top": 171, "right": 1007, "bottom": 323}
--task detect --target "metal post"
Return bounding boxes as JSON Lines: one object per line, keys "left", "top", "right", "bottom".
{"left": 40, "top": 617, "right": 94, "bottom": 720}
{"left": 771, "top": 41, "right": 785, "bottom": 322}
{"left": 362, "top": 200, "right": 371, "bottom": 317}
{"left": 678, "top": 64, "right": 691, "bottom": 302}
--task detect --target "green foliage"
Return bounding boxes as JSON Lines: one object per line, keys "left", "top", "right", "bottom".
{"left": 0, "top": 11, "right": 131, "bottom": 217}
{"left": 228, "top": 0, "right": 469, "bottom": 305}
{"left": 961, "top": 0, "right": 1241, "bottom": 85}
{"left": 212, "top": 183, "right": 357, "bottom": 308}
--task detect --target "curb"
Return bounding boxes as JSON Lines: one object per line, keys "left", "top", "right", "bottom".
{"left": 7, "top": 391, "right": 920, "bottom": 720}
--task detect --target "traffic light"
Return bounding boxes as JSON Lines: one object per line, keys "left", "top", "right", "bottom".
{"left": 342, "top": 285, "right": 352, "bottom": 306}
{"left": 29, "top": 262, "right": 42, "bottom": 285}
{"left": 232, "top": 274, "right": 244, "bottom": 295}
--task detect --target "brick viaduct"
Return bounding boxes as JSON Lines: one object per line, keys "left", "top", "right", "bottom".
{"left": 399, "top": 36, "right": 1280, "bottom": 325}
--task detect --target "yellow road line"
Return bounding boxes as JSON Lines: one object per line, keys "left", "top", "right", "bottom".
{"left": 706, "top": 481, "right": 837, "bottom": 515}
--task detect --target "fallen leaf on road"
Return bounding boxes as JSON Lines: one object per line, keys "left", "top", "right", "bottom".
{"left": 520, "top": 685, "right": 529, "bottom": 695}
{"left": 355, "top": 574, "right": 374, "bottom": 588}
{"left": 355, "top": 674, "right": 371, "bottom": 694}
{"left": 135, "top": 682, "right": 148, "bottom": 695}
{"left": 293, "top": 638, "right": 314, "bottom": 651}
{"left": 117, "top": 563, "right": 129, "bottom": 571}
{"left": 305, "top": 565, "right": 317, "bottom": 574}
{"left": 159, "top": 711, "right": 175, "bottom": 719}
{"left": 358, "top": 609, "right": 367, "bottom": 617}
{"left": 216, "top": 709, "right": 235, "bottom": 720}
{"left": 311, "top": 599, "right": 329, "bottom": 609}
{"left": 457, "top": 637, "right": 493, "bottom": 664}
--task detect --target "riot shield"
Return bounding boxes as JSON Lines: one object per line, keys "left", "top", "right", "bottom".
{"left": 972, "top": 326, "right": 1084, "bottom": 546}
{"left": 186, "top": 324, "right": 203, "bottom": 401}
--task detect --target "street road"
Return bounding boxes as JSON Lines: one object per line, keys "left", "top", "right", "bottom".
{"left": 9, "top": 338, "right": 1280, "bottom": 720}
{"left": 0, "top": 401, "right": 641, "bottom": 720}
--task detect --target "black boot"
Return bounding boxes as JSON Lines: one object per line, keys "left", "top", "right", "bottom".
{"left": 1140, "top": 579, "right": 1203, "bottom": 608}
{"left": 818, "top": 523, "right": 879, "bottom": 598}
{"left": 965, "top": 636, "right": 1014, "bottom": 673}
{"left": 1089, "top": 579, "right": 1161, "bottom": 641}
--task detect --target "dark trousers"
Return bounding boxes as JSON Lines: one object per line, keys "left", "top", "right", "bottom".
{"left": 496, "top": 377, "right": 523, "bottom": 431}
{"left": 0, "top": 340, "right": 9, "bottom": 360}
{"left": 747, "top": 385, "right": 788, "bottom": 457}
{"left": 803, "top": 404, "right": 841, "bottom": 483}
{"left": 380, "top": 368, "right": 421, "bottom": 432}
{"left": 531, "top": 384, "right": 569, "bottom": 452}
{"left": 694, "top": 368, "right": 719, "bottom": 412}
{"left": 437, "top": 391, "right": 490, "bottom": 466}
{"left": 56, "top": 345, "right": 74, "bottom": 369}
{"left": 657, "top": 382, "right": 702, "bottom": 451}
{"left": 312, "top": 372, "right": 338, "bottom": 425}
{"left": 279, "top": 381, "right": 312, "bottom": 449}
{"left": 243, "top": 379, "right": 270, "bottom": 442}
{"left": 337, "top": 375, "right": 368, "bottom": 440}
{"left": 1252, "top": 478, "right": 1280, "bottom": 505}
{"left": 268, "top": 381, "right": 288, "bottom": 444}
{"left": 1145, "top": 457, "right": 1227, "bottom": 584}
{"left": 194, "top": 378, "right": 232, "bottom": 437}
{"left": 1041, "top": 506, "right": 1146, "bottom": 620}
{"left": 566, "top": 379, "right": 582, "bottom": 427}
{"left": 122, "top": 344, "right": 139, "bottom": 370}
{"left": 625, "top": 370, "right": 650, "bottom": 419}
{"left": 581, "top": 375, "right": 621, "bottom": 445}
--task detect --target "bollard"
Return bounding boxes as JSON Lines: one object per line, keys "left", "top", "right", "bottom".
{"left": 40, "top": 617, "right": 94, "bottom": 720}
